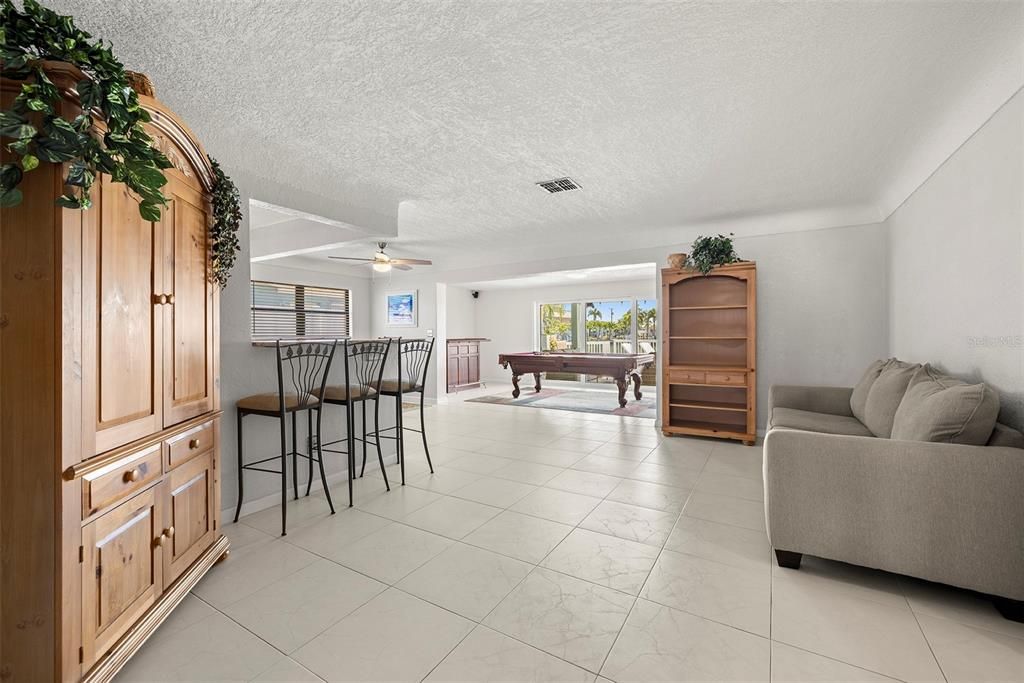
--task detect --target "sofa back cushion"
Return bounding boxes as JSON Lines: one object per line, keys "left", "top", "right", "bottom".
{"left": 863, "top": 360, "right": 920, "bottom": 437}
{"left": 891, "top": 365, "right": 999, "bottom": 445}
{"left": 850, "top": 359, "right": 889, "bottom": 425}
{"left": 988, "top": 422, "right": 1024, "bottom": 449}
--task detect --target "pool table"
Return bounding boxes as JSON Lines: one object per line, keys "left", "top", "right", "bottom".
{"left": 497, "top": 351, "right": 656, "bottom": 408}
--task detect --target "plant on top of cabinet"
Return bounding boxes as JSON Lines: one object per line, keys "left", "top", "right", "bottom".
{"left": 209, "top": 156, "right": 241, "bottom": 288}
{"left": 686, "top": 233, "right": 742, "bottom": 275}
{"left": 0, "top": 0, "right": 173, "bottom": 219}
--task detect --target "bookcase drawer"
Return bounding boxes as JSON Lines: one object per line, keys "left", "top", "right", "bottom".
{"left": 707, "top": 371, "right": 746, "bottom": 386}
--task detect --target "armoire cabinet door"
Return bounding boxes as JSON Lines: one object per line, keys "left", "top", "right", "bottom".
{"left": 161, "top": 176, "right": 215, "bottom": 427}
{"left": 85, "top": 177, "right": 164, "bottom": 455}
{"left": 163, "top": 449, "right": 216, "bottom": 586}
{"left": 81, "top": 485, "right": 164, "bottom": 668}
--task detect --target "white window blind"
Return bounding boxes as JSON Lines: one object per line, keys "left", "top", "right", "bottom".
{"left": 251, "top": 280, "right": 351, "bottom": 340}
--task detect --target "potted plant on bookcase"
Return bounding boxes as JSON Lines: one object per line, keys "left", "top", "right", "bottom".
{"left": 685, "top": 233, "right": 742, "bottom": 274}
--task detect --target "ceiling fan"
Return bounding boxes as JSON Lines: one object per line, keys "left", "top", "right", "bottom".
{"left": 327, "top": 242, "right": 432, "bottom": 273}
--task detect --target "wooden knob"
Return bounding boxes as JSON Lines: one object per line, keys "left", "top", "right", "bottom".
{"left": 164, "top": 526, "right": 175, "bottom": 539}
{"left": 153, "top": 294, "right": 167, "bottom": 305}
{"left": 188, "top": 438, "right": 200, "bottom": 450}
{"left": 154, "top": 533, "right": 166, "bottom": 547}
{"left": 124, "top": 468, "right": 141, "bottom": 483}
{"left": 166, "top": 294, "right": 175, "bottom": 305}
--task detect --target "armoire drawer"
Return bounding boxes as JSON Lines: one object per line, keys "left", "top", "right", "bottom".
{"left": 81, "top": 443, "right": 163, "bottom": 518}
{"left": 165, "top": 419, "right": 215, "bottom": 470}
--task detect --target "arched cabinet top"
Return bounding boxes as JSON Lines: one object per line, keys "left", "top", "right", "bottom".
{"left": 13, "top": 61, "right": 215, "bottom": 193}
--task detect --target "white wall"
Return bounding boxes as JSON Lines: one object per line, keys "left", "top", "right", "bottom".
{"left": 371, "top": 223, "right": 890, "bottom": 428}
{"left": 446, "top": 285, "right": 478, "bottom": 338}
{"left": 888, "top": 89, "right": 1024, "bottom": 428}
{"left": 474, "top": 279, "right": 657, "bottom": 384}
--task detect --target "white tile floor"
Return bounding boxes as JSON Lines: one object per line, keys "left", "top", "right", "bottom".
{"left": 115, "top": 398, "right": 1024, "bottom": 682}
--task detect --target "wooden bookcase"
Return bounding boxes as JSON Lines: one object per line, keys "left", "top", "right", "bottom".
{"left": 661, "top": 262, "right": 756, "bottom": 444}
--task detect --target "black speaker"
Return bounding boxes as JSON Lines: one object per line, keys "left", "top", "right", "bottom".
{"left": 471, "top": 290, "right": 480, "bottom": 299}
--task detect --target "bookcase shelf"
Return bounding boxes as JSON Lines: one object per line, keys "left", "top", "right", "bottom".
{"left": 661, "top": 262, "right": 757, "bottom": 445}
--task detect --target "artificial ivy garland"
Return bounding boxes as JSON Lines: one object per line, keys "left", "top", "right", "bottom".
{"left": 0, "top": 0, "right": 172, "bottom": 220}
{"left": 208, "top": 156, "right": 241, "bottom": 288}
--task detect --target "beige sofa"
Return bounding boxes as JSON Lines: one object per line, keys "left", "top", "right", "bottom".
{"left": 763, "top": 359, "right": 1024, "bottom": 622}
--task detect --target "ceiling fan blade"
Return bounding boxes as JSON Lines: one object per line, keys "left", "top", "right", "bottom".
{"left": 388, "top": 258, "right": 432, "bottom": 265}
{"left": 328, "top": 256, "right": 374, "bottom": 262}
{"left": 391, "top": 263, "right": 413, "bottom": 271}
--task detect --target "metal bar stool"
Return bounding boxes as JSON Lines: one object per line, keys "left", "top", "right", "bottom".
{"left": 233, "top": 340, "right": 338, "bottom": 536}
{"left": 316, "top": 338, "right": 393, "bottom": 507}
{"left": 370, "top": 337, "right": 435, "bottom": 485}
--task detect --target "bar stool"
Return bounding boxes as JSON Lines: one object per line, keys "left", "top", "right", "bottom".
{"left": 233, "top": 340, "right": 338, "bottom": 536}
{"left": 316, "top": 338, "right": 393, "bottom": 507}
{"left": 371, "top": 337, "right": 435, "bottom": 485}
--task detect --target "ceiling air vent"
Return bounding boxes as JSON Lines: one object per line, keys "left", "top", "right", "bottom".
{"left": 536, "top": 177, "right": 582, "bottom": 193}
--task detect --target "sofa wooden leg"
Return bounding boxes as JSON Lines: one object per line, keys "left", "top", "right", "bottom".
{"left": 993, "top": 597, "right": 1024, "bottom": 623}
{"left": 774, "top": 549, "right": 802, "bottom": 569}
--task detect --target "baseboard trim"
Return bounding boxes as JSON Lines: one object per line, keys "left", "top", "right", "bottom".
{"left": 222, "top": 454, "right": 399, "bottom": 521}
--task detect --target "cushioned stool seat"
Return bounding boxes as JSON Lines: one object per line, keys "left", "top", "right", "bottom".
{"left": 314, "top": 384, "right": 376, "bottom": 402}
{"left": 237, "top": 392, "right": 319, "bottom": 414}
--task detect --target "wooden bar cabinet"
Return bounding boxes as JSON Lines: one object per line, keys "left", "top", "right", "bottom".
{"left": 0, "top": 63, "right": 228, "bottom": 682}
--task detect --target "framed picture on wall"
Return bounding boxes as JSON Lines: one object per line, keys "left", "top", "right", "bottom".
{"left": 386, "top": 290, "right": 418, "bottom": 327}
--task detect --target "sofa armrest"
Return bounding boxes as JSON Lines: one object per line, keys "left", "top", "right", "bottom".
{"left": 768, "top": 385, "right": 854, "bottom": 417}
{"left": 763, "top": 429, "right": 1024, "bottom": 599}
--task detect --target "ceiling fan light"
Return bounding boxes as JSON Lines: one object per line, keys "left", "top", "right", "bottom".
{"left": 373, "top": 262, "right": 392, "bottom": 273}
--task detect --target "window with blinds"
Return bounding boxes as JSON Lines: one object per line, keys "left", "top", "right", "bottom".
{"left": 251, "top": 281, "right": 351, "bottom": 340}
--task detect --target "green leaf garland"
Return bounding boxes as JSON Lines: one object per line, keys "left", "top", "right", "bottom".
{"left": 208, "top": 156, "right": 240, "bottom": 288}
{"left": 0, "top": 0, "right": 172, "bottom": 219}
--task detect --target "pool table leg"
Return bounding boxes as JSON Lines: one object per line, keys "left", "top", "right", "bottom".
{"left": 511, "top": 373, "right": 521, "bottom": 398}
{"left": 533, "top": 372, "right": 542, "bottom": 393}
{"left": 615, "top": 378, "right": 628, "bottom": 407}
{"left": 631, "top": 371, "right": 643, "bottom": 400}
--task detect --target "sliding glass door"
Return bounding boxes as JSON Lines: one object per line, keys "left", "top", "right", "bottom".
{"left": 536, "top": 297, "right": 657, "bottom": 387}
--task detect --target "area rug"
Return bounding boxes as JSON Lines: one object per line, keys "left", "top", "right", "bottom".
{"left": 467, "top": 388, "right": 656, "bottom": 418}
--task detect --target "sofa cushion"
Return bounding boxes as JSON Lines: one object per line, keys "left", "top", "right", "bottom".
{"left": 771, "top": 407, "right": 874, "bottom": 437}
{"left": 850, "top": 358, "right": 889, "bottom": 425}
{"left": 988, "top": 422, "right": 1024, "bottom": 449}
{"left": 892, "top": 365, "right": 999, "bottom": 445}
{"left": 863, "top": 359, "right": 920, "bottom": 438}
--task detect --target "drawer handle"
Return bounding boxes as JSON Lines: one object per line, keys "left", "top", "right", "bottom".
{"left": 166, "top": 294, "right": 175, "bottom": 305}
{"left": 165, "top": 526, "right": 175, "bottom": 538}
{"left": 188, "top": 438, "right": 200, "bottom": 450}
{"left": 123, "top": 468, "right": 142, "bottom": 483}
{"left": 153, "top": 294, "right": 167, "bottom": 305}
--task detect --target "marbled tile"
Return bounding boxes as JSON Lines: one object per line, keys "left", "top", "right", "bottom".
{"left": 353, "top": 484, "right": 444, "bottom": 520}
{"left": 408, "top": 466, "right": 484, "bottom": 494}
{"left": 665, "top": 515, "right": 770, "bottom": 571}
{"left": 641, "top": 549, "right": 770, "bottom": 636}
{"left": 398, "top": 543, "right": 532, "bottom": 620}
{"left": 426, "top": 625, "right": 593, "bottom": 682}
{"left": 542, "top": 528, "right": 660, "bottom": 595}
{"left": 627, "top": 462, "right": 703, "bottom": 489}
{"left": 283, "top": 508, "right": 392, "bottom": 563}
{"left": 694, "top": 471, "right": 764, "bottom": 501}
{"left": 491, "top": 459, "right": 565, "bottom": 486}
{"left": 916, "top": 613, "right": 1024, "bottom": 682}
{"left": 510, "top": 487, "right": 604, "bottom": 525}
{"left": 572, "top": 453, "right": 646, "bottom": 478}
{"left": 223, "top": 559, "right": 385, "bottom": 653}
{"left": 464, "top": 510, "right": 574, "bottom": 564}
{"left": 484, "top": 568, "right": 634, "bottom": 672}
{"left": 401, "top": 495, "right": 501, "bottom": 539}
{"left": 452, "top": 475, "right": 538, "bottom": 508}
{"left": 546, "top": 469, "right": 624, "bottom": 498}
{"left": 682, "top": 492, "right": 766, "bottom": 531}
{"left": 580, "top": 500, "right": 678, "bottom": 547}
{"left": 193, "top": 537, "right": 318, "bottom": 609}
{"left": 601, "top": 598, "right": 770, "bottom": 682}
{"left": 770, "top": 641, "right": 896, "bottom": 682}
{"left": 329, "top": 522, "right": 452, "bottom": 584}
{"left": 293, "top": 588, "right": 473, "bottom": 682}
{"left": 607, "top": 479, "right": 691, "bottom": 513}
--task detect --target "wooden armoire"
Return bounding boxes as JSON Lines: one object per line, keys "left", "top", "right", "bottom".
{"left": 1, "top": 63, "right": 228, "bottom": 682}
{"left": 661, "top": 262, "right": 757, "bottom": 445}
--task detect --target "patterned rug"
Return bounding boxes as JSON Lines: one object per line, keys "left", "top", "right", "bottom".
{"left": 467, "top": 387, "right": 656, "bottom": 418}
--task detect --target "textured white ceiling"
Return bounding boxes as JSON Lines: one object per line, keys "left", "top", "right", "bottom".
{"left": 50, "top": 1, "right": 1023, "bottom": 267}
{"left": 461, "top": 263, "right": 658, "bottom": 290}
